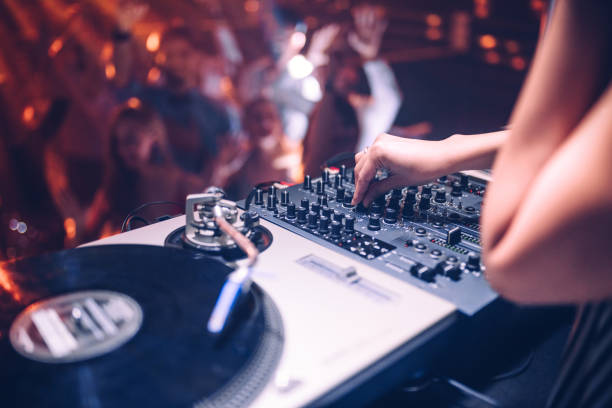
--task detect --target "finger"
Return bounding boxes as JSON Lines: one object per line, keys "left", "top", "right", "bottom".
{"left": 362, "top": 176, "right": 399, "bottom": 207}
{"left": 352, "top": 156, "right": 378, "bottom": 205}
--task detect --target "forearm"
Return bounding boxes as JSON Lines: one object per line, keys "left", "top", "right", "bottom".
{"left": 441, "top": 130, "right": 507, "bottom": 174}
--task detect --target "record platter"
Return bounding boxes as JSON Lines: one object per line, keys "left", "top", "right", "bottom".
{"left": 0, "top": 245, "right": 283, "bottom": 408}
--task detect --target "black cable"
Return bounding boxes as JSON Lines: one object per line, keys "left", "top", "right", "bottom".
{"left": 121, "top": 201, "right": 182, "bottom": 233}
{"left": 491, "top": 348, "right": 535, "bottom": 382}
{"left": 126, "top": 215, "right": 149, "bottom": 231}
{"left": 402, "top": 376, "right": 500, "bottom": 407}
{"left": 244, "top": 188, "right": 258, "bottom": 211}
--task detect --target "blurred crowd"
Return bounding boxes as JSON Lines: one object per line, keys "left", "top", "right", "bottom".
{"left": 1, "top": 0, "right": 406, "bottom": 252}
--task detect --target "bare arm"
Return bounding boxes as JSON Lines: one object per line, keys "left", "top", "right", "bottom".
{"left": 484, "top": 82, "right": 612, "bottom": 304}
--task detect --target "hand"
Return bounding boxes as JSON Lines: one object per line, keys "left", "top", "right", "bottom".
{"left": 348, "top": 5, "right": 387, "bottom": 60}
{"left": 306, "top": 24, "right": 341, "bottom": 67}
{"left": 117, "top": 0, "right": 149, "bottom": 32}
{"left": 352, "top": 134, "right": 454, "bottom": 206}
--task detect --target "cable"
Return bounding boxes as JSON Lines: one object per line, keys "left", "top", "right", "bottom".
{"left": 121, "top": 201, "right": 182, "bottom": 233}
{"left": 491, "top": 348, "right": 535, "bottom": 382}
{"left": 125, "top": 215, "right": 149, "bottom": 231}
{"left": 403, "top": 376, "right": 500, "bottom": 407}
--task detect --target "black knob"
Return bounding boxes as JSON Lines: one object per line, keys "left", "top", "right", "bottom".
{"left": 421, "top": 184, "right": 433, "bottom": 196}
{"left": 370, "top": 202, "right": 384, "bottom": 216}
{"left": 307, "top": 211, "right": 318, "bottom": 228}
{"left": 303, "top": 175, "right": 312, "bottom": 190}
{"left": 443, "top": 265, "right": 462, "bottom": 280}
{"left": 340, "top": 164, "right": 347, "bottom": 179}
{"left": 296, "top": 207, "right": 307, "bottom": 224}
{"left": 321, "top": 206, "right": 332, "bottom": 218}
{"left": 300, "top": 198, "right": 310, "bottom": 210}
{"left": 311, "top": 203, "right": 321, "bottom": 215}
{"left": 402, "top": 201, "right": 414, "bottom": 218}
{"left": 434, "top": 190, "right": 446, "bottom": 203}
{"left": 334, "top": 174, "right": 343, "bottom": 188}
{"left": 333, "top": 211, "right": 344, "bottom": 223}
{"left": 269, "top": 186, "right": 278, "bottom": 204}
{"left": 451, "top": 182, "right": 463, "bottom": 197}
{"left": 286, "top": 202, "right": 296, "bottom": 219}
{"left": 254, "top": 188, "right": 264, "bottom": 205}
{"left": 241, "top": 211, "right": 258, "bottom": 229}
{"left": 374, "top": 194, "right": 386, "bottom": 206}
{"left": 368, "top": 215, "right": 382, "bottom": 231}
{"left": 418, "top": 194, "right": 431, "bottom": 211}
{"left": 407, "top": 185, "right": 418, "bottom": 193}
{"left": 331, "top": 221, "right": 342, "bottom": 238}
{"left": 322, "top": 169, "right": 330, "bottom": 185}
{"left": 404, "top": 190, "right": 417, "bottom": 205}
{"left": 317, "top": 194, "right": 328, "bottom": 207}
{"left": 336, "top": 187, "right": 345, "bottom": 203}
{"left": 351, "top": 171, "right": 355, "bottom": 184}
{"left": 267, "top": 194, "right": 276, "bottom": 211}
{"left": 319, "top": 216, "right": 330, "bottom": 233}
{"left": 343, "top": 193, "right": 354, "bottom": 208}
{"left": 345, "top": 215, "right": 355, "bottom": 232}
{"left": 392, "top": 188, "right": 403, "bottom": 198}
{"left": 466, "top": 252, "right": 481, "bottom": 271}
{"left": 388, "top": 196, "right": 400, "bottom": 210}
{"left": 412, "top": 265, "right": 436, "bottom": 282}
{"left": 460, "top": 174, "right": 469, "bottom": 189}
{"left": 384, "top": 207, "right": 398, "bottom": 224}
{"left": 280, "top": 189, "right": 290, "bottom": 206}
{"left": 316, "top": 180, "right": 324, "bottom": 195}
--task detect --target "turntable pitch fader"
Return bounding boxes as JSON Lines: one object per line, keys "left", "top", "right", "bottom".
{"left": 85, "top": 168, "right": 500, "bottom": 407}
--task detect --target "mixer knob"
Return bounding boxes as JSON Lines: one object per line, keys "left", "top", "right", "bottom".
{"left": 370, "top": 202, "right": 384, "bottom": 216}
{"left": 334, "top": 174, "right": 343, "bottom": 188}
{"left": 434, "top": 190, "right": 446, "bottom": 203}
{"left": 296, "top": 207, "right": 307, "bottom": 224}
{"left": 300, "top": 198, "right": 310, "bottom": 210}
{"left": 344, "top": 215, "right": 355, "bottom": 232}
{"left": 384, "top": 208, "right": 398, "bottom": 224}
{"left": 280, "top": 189, "right": 290, "bottom": 206}
{"left": 460, "top": 174, "right": 469, "bottom": 189}
{"left": 241, "top": 211, "right": 258, "bottom": 229}
{"left": 307, "top": 211, "right": 319, "bottom": 229}
{"left": 402, "top": 201, "right": 414, "bottom": 218}
{"left": 316, "top": 180, "right": 324, "bottom": 195}
{"left": 392, "top": 188, "right": 403, "bottom": 198}
{"left": 330, "top": 221, "right": 342, "bottom": 238}
{"left": 267, "top": 194, "right": 277, "bottom": 211}
{"left": 443, "top": 264, "right": 462, "bottom": 280}
{"left": 421, "top": 184, "right": 433, "bottom": 196}
{"left": 318, "top": 216, "right": 330, "bottom": 233}
{"left": 374, "top": 194, "right": 386, "bottom": 206}
{"left": 310, "top": 203, "right": 321, "bottom": 215}
{"left": 418, "top": 194, "right": 431, "bottom": 211}
{"left": 333, "top": 210, "right": 344, "bottom": 223}
{"left": 254, "top": 188, "right": 264, "bottom": 205}
{"left": 270, "top": 186, "right": 278, "bottom": 203}
{"left": 286, "top": 202, "right": 296, "bottom": 219}
{"left": 343, "top": 193, "right": 355, "bottom": 208}
{"left": 318, "top": 194, "right": 329, "bottom": 207}
{"left": 322, "top": 169, "right": 330, "bottom": 185}
{"left": 451, "top": 182, "right": 463, "bottom": 197}
{"left": 367, "top": 215, "right": 382, "bottom": 231}
{"left": 356, "top": 202, "right": 368, "bottom": 213}
{"left": 336, "top": 187, "right": 345, "bottom": 203}
{"left": 407, "top": 185, "right": 418, "bottom": 193}
{"left": 466, "top": 252, "right": 481, "bottom": 271}
{"left": 404, "top": 191, "right": 417, "bottom": 204}
{"left": 411, "top": 265, "right": 436, "bottom": 283}
{"left": 340, "top": 164, "right": 347, "bottom": 179}
{"left": 303, "top": 175, "right": 312, "bottom": 191}
{"left": 321, "top": 206, "right": 332, "bottom": 218}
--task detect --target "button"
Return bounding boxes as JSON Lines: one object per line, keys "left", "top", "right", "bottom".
{"left": 447, "top": 227, "right": 462, "bottom": 245}
{"left": 303, "top": 175, "right": 312, "bottom": 190}
{"left": 414, "top": 243, "right": 427, "bottom": 251}
{"left": 430, "top": 249, "right": 442, "bottom": 257}
{"left": 415, "top": 227, "right": 427, "bottom": 236}
{"left": 465, "top": 206, "right": 475, "bottom": 213}
{"left": 443, "top": 265, "right": 462, "bottom": 280}
{"left": 434, "top": 190, "right": 446, "bottom": 203}
{"left": 412, "top": 265, "right": 435, "bottom": 282}
{"left": 446, "top": 256, "right": 458, "bottom": 263}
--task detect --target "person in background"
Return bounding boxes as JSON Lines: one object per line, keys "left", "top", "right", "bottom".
{"left": 46, "top": 105, "right": 207, "bottom": 245}
{"left": 224, "top": 98, "right": 301, "bottom": 199}
{"left": 302, "top": 4, "right": 392, "bottom": 176}
{"left": 112, "top": 0, "right": 231, "bottom": 181}
{"left": 352, "top": 0, "right": 612, "bottom": 406}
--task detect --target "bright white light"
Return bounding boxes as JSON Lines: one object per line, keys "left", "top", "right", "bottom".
{"left": 301, "top": 76, "right": 322, "bottom": 102}
{"left": 287, "top": 55, "right": 313, "bottom": 79}
{"left": 290, "top": 32, "right": 307, "bottom": 50}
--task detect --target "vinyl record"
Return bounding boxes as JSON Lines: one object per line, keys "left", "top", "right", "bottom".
{"left": 0, "top": 245, "right": 283, "bottom": 407}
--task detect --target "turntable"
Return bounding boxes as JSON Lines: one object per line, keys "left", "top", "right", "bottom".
{"left": 1, "top": 169, "right": 501, "bottom": 407}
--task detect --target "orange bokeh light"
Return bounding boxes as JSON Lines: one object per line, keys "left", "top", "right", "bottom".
{"left": 147, "top": 67, "right": 161, "bottom": 83}
{"left": 22, "top": 106, "right": 35, "bottom": 124}
{"left": 426, "top": 14, "right": 442, "bottom": 27}
{"left": 48, "top": 38, "right": 64, "bottom": 58}
{"left": 105, "top": 63, "right": 116, "bottom": 79}
{"left": 426, "top": 27, "right": 442, "bottom": 41}
{"left": 64, "top": 218, "right": 77, "bottom": 240}
{"left": 244, "top": 0, "right": 260, "bottom": 13}
{"left": 146, "top": 31, "right": 161, "bottom": 53}
{"left": 511, "top": 56, "right": 527, "bottom": 71}
{"left": 479, "top": 34, "right": 497, "bottom": 49}
{"left": 484, "top": 51, "right": 501, "bottom": 65}
{"left": 127, "top": 97, "right": 142, "bottom": 109}
{"left": 101, "top": 42, "right": 114, "bottom": 61}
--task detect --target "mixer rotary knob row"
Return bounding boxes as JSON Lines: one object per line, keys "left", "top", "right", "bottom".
{"left": 303, "top": 175, "right": 312, "bottom": 191}
{"left": 281, "top": 190, "right": 290, "bottom": 206}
